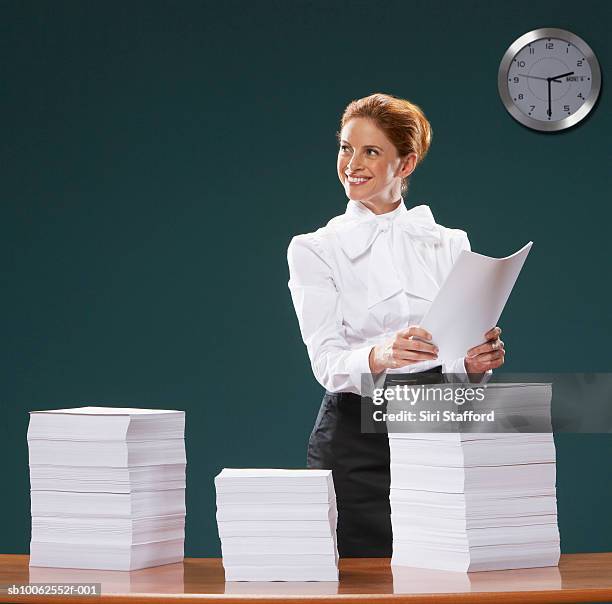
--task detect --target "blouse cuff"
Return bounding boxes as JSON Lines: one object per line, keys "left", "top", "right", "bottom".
{"left": 347, "top": 344, "right": 377, "bottom": 396}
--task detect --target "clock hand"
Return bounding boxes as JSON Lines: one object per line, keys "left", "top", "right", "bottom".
{"left": 545, "top": 70, "right": 574, "bottom": 119}
{"left": 550, "top": 71, "right": 574, "bottom": 82}
{"left": 517, "top": 73, "right": 563, "bottom": 83}
{"left": 518, "top": 74, "right": 548, "bottom": 81}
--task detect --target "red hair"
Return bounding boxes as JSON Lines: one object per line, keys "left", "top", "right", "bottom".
{"left": 338, "top": 93, "right": 432, "bottom": 194}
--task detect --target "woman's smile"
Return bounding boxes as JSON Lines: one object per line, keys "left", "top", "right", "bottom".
{"left": 346, "top": 174, "right": 372, "bottom": 185}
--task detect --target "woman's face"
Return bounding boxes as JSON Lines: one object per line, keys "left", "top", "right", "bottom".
{"left": 337, "top": 117, "right": 415, "bottom": 206}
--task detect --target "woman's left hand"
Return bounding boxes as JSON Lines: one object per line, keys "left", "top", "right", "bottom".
{"left": 464, "top": 326, "right": 505, "bottom": 373}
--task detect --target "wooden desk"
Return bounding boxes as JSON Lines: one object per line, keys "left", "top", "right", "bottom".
{"left": 1, "top": 554, "right": 612, "bottom": 603}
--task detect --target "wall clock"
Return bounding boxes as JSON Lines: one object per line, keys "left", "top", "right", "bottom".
{"left": 498, "top": 28, "right": 601, "bottom": 132}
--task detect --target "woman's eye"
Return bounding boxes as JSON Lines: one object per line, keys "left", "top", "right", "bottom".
{"left": 338, "top": 145, "right": 377, "bottom": 156}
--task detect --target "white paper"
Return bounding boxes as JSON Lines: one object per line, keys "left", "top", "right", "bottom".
{"left": 420, "top": 242, "right": 532, "bottom": 361}
{"left": 31, "top": 407, "right": 181, "bottom": 415}
{"left": 217, "top": 469, "right": 332, "bottom": 479}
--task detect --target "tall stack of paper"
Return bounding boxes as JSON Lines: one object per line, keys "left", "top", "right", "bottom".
{"left": 215, "top": 469, "right": 339, "bottom": 581}
{"left": 390, "top": 384, "right": 560, "bottom": 572}
{"left": 28, "top": 407, "right": 186, "bottom": 570}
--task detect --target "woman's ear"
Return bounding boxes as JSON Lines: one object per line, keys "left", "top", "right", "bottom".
{"left": 398, "top": 153, "right": 418, "bottom": 179}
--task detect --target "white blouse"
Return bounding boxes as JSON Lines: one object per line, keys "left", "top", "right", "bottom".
{"left": 287, "top": 198, "right": 471, "bottom": 395}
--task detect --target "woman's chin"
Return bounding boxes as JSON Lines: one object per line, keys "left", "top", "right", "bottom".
{"left": 344, "top": 184, "right": 369, "bottom": 201}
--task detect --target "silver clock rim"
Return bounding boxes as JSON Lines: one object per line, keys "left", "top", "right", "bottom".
{"left": 497, "top": 27, "right": 602, "bottom": 132}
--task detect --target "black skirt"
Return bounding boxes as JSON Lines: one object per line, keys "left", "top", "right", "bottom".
{"left": 306, "top": 367, "right": 445, "bottom": 557}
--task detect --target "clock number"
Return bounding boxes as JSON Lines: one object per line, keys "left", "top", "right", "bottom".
{"left": 577, "top": 92, "right": 584, "bottom": 99}
{"left": 529, "top": 105, "right": 535, "bottom": 112}
{"left": 563, "top": 104, "right": 570, "bottom": 112}
{"left": 546, "top": 42, "right": 554, "bottom": 49}
{"left": 513, "top": 77, "right": 519, "bottom": 83}
{"left": 518, "top": 93, "right": 524, "bottom": 100}
{"left": 577, "top": 60, "right": 583, "bottom": 67}
{"left": 517, "top": 60, "right": 526, "bottom": 68}
{"left": 529, "top": 46, "right": 534, "bottom": 54}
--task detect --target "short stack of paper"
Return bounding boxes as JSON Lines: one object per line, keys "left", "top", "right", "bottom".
{"left": 215, "top": 469, "right": 339, "bottom": 581}
{"left": 28, "top": 407, "right": 186, "bottom": 570}
{"left": 389, "top": 384, "right": 560, "bottom": 572}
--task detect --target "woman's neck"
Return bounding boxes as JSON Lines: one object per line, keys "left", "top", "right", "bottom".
{"left": 357, "top": 196, "right": 402, "bottom": 216}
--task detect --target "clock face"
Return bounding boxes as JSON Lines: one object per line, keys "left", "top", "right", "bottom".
{"left": 498, "top": 29, "right": 601, "bottom": 132}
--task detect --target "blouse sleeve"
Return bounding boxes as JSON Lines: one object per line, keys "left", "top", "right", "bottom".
{"left": 287, "top": 233, "right": 374, "bottom": 395}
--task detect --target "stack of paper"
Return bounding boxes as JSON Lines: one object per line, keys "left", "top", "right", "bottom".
{"left": 28, "top": 407, "right": 186, "bottom": 570}
{"left": 215, "top": 469, "right": 339, "bottom": 581}
{"left": 390, "top": 384, "right": 560, "bottom": 572}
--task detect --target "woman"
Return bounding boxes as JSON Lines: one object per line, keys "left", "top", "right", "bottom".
{"left": 287, "top": 93, "right": 504, "bottom": 557}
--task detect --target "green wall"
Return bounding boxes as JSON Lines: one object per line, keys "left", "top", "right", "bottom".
{"left": 1, "top": 0, "right": 610, "bottom": 556}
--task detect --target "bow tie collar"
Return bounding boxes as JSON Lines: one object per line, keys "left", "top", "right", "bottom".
{"left": 337, "top": 202, "right": 441, "bottom": 260}
{"left": 334, "top": 201, "right": 441, "bottom": 308}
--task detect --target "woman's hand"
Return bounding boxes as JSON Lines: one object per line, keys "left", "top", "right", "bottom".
{"left": 369, "top": 326, "right": 438, "bottom": 374}
{"left": 464, "top": 326, "right": 505, "bottom": 374}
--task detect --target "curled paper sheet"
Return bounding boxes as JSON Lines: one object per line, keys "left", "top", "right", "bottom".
{"left": 420, "top": 242, "right": 533, "bottom": 361}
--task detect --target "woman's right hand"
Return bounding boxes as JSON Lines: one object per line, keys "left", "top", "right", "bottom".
{"left": 369, "top": 326, "right": 438, "bottom": 374}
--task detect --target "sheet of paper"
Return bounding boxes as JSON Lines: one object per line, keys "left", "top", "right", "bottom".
{"left": 31, "top": 407, "right": 181, "bottom": 415}
{"left": 420, "top": 242, "right": 533, "bottom": 361}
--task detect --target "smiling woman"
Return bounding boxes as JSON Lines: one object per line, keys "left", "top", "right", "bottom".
{"left": 337, "top": 94, "right": 432, "bottom": 208}
{"left": 287, "top": 92, "right": 505, "bottom": 557}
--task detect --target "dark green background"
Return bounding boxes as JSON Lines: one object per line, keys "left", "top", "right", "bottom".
{"left": 2, "top": 0, "right": 610, "bottom": 557}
